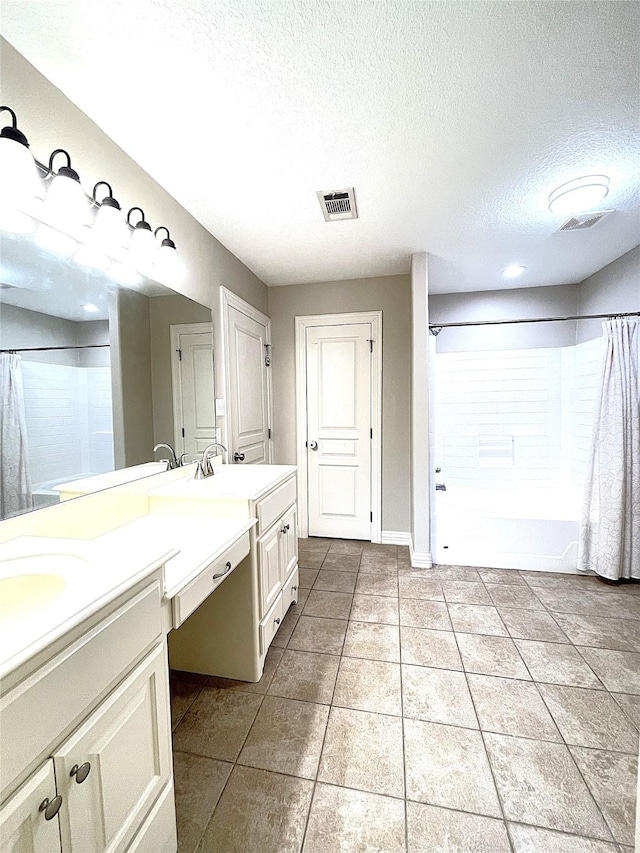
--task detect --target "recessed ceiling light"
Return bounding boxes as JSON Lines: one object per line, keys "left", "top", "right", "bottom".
{"left": 82, "top": 302, "right": 99, "bottom": 313}
{"left": 548, "top": 175, "right": 609, "bottom": 215}
{"left": 503, "top": 264, "right": 527, "bottom": 279}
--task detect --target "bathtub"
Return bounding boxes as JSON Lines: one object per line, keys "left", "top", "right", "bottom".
{"left": 31, "top": 474, "right": 100, "bottom": 509}
{"left": 432, "top": 484, "right": 582, "bottom": 573}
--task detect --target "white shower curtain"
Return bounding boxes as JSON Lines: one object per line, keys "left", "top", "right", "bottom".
{"left": 578, "top": 318, "right": 640, "bottom": 580}
{"left": 0, "top": 352, "right": 33, "bottom": 519}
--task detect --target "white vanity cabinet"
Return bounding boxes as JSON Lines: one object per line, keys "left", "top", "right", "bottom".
{"left": 0, "top": 573, "right": 176, "bottom": 853}
{"left": 163, "top": 466, "right": 299, "bottom": 682}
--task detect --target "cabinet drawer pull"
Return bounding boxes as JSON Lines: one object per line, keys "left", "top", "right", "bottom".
{"left": 39, "top": 796, "right": 63, "bottom": 820}
{"left": 292, "top": 585, "right": 298, "bottom": 592}
{"left": 274, "top": 617, "right": 281, "bottom": 626}
{"left": 285, "top": 524, "right": 290, "bottom": 531}
{"left": 213, "top": 561, "right": 233, "bottom": 580}
{"left": 70, "top": 762, "right": 91, "bottom": 784}
{"left": 281, "top": 527, "right": 287, "bottom": 535}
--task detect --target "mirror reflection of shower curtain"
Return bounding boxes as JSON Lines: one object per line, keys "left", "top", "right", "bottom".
{"left": 578, "top": 318, "right": 640, "bottom": 580}
{"left": 0, "top": 352, "right": 33, "bottom": 520}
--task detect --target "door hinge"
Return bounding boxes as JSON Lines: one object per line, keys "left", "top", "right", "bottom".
{"left": 176, "top": 348, "right": 182, "bottom": 361}
{"left": 268, "top": 428, "right": 272, "bottom": 439}
{"left": 370, "top": 428, "right": 373, "bottom": 439}
{"left": 370, "top": 511, "right": 373, "bottom": 522}
{"left": 181, "top": 427, "right": 185, "bottom": 437}
{"left": 367, "top": 338, "right": 373, "bottom": 353}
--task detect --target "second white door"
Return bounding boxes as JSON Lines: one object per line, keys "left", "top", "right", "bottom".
{"left": 306, "top": 323, "right": 372, "bottom": 539}
{"left": 226, "top": 305, "right": 271, "bottom": 464}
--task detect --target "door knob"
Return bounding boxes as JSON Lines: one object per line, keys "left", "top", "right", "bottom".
{"left": 233, "top": 452, "right": 245, "bottom": 462}
{"left": 309, "top": 440, "right": 318, "bottom": 451}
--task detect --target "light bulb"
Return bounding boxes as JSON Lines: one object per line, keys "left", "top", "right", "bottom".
{"left": 42, "top": 172, "right": 90, "bottom": 233}
{"left": 0, "top": 110, "right": 44, "bottom": 209}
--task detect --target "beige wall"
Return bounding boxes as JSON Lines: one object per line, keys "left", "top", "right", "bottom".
{"left": 149, "top": 294, "right": 213, "bottom": 447}
{"left": 268, "top": 275, "right": 411, "bottom": 533}
{"left": 577, "top": 245, "right": 640, "bottom": 342}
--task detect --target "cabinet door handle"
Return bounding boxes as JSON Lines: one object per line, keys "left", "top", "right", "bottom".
{"left": 274, "top": 617, "right": 281, "bottom": 626}
{"left": 70, "top": 762, "right": 91, "bottom": 784}
{"left": 292, "top": 585, "right": 298, "bottom": 592}
{"left": 281, "top": 527, "right": 288, "bottom": 535}
{"left": 39, "top": 796, "right": 63, "bottom": 820}
{"left": 213, "top": 561, "right": 233, "bottom": 580}
{"left": 285, "top": 524, "right": 290, "bottom": 531}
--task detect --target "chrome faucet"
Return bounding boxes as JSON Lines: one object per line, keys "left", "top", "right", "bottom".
{"left": 195, "top": 443, "right": 227, "bottom": 479}
{"left": 153, "top": 443, "right": 179, "bottom": 470}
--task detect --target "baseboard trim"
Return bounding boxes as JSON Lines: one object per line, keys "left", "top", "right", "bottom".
{"left": 409, "top": 544, "right": 433, "bottom": 569}
{"left": 381, "top": 531, "right": 412, "bottom": 546}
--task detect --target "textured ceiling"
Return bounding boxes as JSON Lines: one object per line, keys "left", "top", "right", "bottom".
{"left": 2, "top": 1, "right": 639, "bottom": 292}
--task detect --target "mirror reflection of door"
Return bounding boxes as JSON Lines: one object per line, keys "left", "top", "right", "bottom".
{"left": 170, "top": 323, "right": 216, "bottom": 459}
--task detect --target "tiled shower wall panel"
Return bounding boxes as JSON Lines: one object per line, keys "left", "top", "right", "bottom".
{"left": 21, "top": 361, "right": 114, "bottom": 487}
{"left": 434, "top": 348, "right": 564, "bottom": 490}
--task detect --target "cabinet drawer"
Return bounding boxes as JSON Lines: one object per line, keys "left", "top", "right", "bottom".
{"left": 257, "top": 477, "right": 296, "bottom": 534}
{"left": 172, "top": 532, "right": 250, "bottom": 628}
{"left": 282, "top": 567, "right": 299, "bottom": 615}
{"left": 0, "top": 581, "right": 162, "bottom": 797}
{"left": 259, "top": 593, "right": 283, "bottom": 656}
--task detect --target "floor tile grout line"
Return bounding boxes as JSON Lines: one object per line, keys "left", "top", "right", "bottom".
{"left": 449, "top": 622, "right": 515, "bottom": 852}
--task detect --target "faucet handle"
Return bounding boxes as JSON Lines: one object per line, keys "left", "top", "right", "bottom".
{"left": 194, "top": 460, "right": 206, "bottom": 480}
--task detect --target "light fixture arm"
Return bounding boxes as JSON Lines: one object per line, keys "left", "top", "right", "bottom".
{"left": 127, "top": 206, "right": 149, "bottom": 228}
{"left": 92, "top": 181, "right": 120, "bottom": 210}
{"left": 47, "top": 148, "right": 80, "bottom": 183}
{"left": 154, "top": 226, "right": 175, "bottom": 248}
{"left": 0, "top": 105, "right": 30, "bottom": 147}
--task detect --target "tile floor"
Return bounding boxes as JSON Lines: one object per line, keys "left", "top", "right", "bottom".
{"left": 170, "top": 538, "right": 640, "bottom": 853}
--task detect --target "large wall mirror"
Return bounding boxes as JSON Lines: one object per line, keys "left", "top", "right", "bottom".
{"left": 0, "top": 230, "right": 215, "bottom": 521}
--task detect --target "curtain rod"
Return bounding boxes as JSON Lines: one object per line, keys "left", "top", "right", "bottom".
{"left": 429, "top": 311, "right": 640, "bottom": 333}
{"left": 0, "top": 344, "right": 110, "bottom": 354}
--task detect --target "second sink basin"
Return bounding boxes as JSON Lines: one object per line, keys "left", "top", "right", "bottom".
{"left": 0, "top": 573, "right": 66, "bottom": 619}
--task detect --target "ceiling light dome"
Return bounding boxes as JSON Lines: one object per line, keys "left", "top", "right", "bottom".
{"left": 548, "top": 175, "right": 610, "bottom": 215}
{"left": 503, "top": 264, "right": 527, "bottom": 279}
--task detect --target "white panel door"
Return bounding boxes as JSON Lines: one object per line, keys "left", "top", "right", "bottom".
{"left": 227, "top": 305, "right": 270, "bottom": 464}
{"left": 173, "top": 325, "right": 216, "bottom": 457}
{"left": 306, "top": 323, "right": 372, "bottom": 539}
{"left": 0, "top": 761, "right": 62, "bottom": 853}
{"left": 53, "top": 644, "right": 171, "bottom": 853}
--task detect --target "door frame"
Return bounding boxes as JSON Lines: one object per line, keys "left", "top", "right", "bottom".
{"left": 170, "top": 322, "right": 214, "bottom": 456}
{"left": 295, "top": 311, "right": 383, "bottom": 543}
{"left": 220, "top": 286, "right": 273, "bottom": 463}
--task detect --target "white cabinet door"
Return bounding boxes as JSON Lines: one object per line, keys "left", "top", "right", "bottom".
{"left": 226, "top": 304, "right": 271, "bottom": 464}
{"left": 258, "top": 525, "right": 283, "bottom": 616}
{"left": 0, "top": 761, "right": 62, "bottom": 853}
{"left": 53, "top": 644, "right": 171, "bottom": 853}
{"left": 306, "top": 323, "right": 372, "bottom": 539}
{"left": 280, "top": 505, "right": 298, "bottom": 579}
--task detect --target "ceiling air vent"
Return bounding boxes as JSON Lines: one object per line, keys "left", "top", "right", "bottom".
{"left": 557, "top": 210, "right": 614, "bottom": 232}
{"left": 317, "top": 187, "right": 358, "bottom": 222}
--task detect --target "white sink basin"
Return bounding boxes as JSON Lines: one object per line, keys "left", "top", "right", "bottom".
{"left": 0, "top": 573, "right": 66, "bottom": 619}
{"left": 0, "top": 553, "right": 89, "bottom": 577}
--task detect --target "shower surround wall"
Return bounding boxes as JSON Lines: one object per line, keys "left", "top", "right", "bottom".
{"left": 0, "top": 304, "right": 114, "bottom": 493}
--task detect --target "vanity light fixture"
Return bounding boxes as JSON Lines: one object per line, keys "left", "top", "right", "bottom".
{"left": 502, "top": 264, "right": 527, "bottom": 279}
{"left": 0, "top": 106, "right": 43, "bottom": 233}
{"left": 91, "top": 181, "right": 127, "bottom": 252}
{"left": 154, "top": 226, "right": 183, "bottom": 284}
{"left": 41, "top": 149, "right": 90, "bottom": 233}
{"left": 548, "top": 175, "right": 610, "bottom": 215}
{"left": 127, "top": 207, "right": 156, "bottom": 272}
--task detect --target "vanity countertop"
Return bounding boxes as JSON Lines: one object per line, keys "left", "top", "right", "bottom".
{"left": 0, "top": 513, "right": 256, "bottom": 680}
{"left": 148, "top": 463, "right": 297, "bottom": 503}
